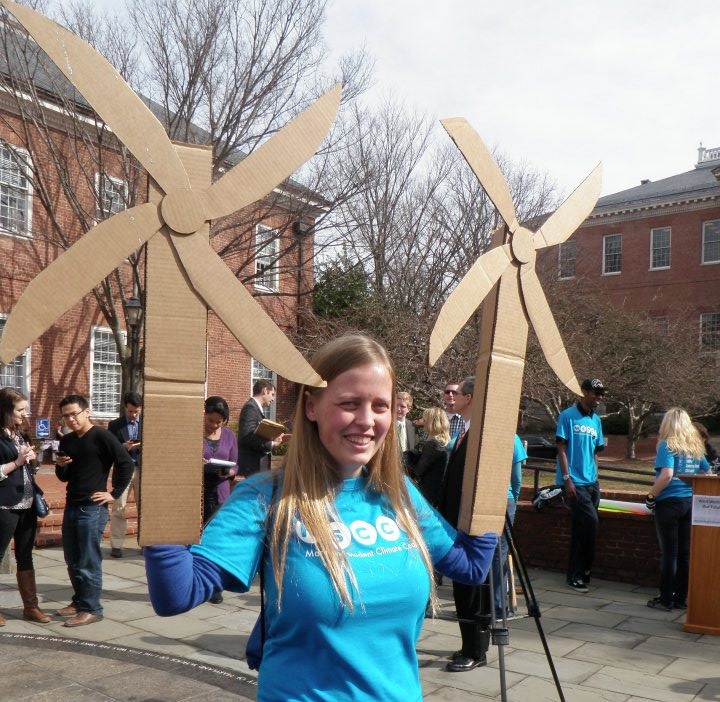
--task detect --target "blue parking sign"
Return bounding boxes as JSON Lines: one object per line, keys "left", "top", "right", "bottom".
{"left": 36, "top": 418, "right": 50, "bottom": 438}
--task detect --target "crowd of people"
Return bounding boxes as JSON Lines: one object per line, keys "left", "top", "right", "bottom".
{"left": 0, "top": 333, "right": 717, "bottom": 698}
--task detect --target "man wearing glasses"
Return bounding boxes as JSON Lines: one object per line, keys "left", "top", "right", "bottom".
{"left": 55, "top": 395, "right": 134, "bottom": 626}
{"left": 443, "top": 383, "right": 464, "bottom": 446}
{"left": 556, "top": 378, "right": 606, "bottom": 593}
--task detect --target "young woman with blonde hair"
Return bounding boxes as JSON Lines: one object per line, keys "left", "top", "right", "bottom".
{"left": 410, "top": 406, "right": 450, "bottom": 508}
{"left": 145, "top": 334, "right": 496, "bottom": 701}
{"left": 646, "top": 407, "right": 709, "bottom": 611}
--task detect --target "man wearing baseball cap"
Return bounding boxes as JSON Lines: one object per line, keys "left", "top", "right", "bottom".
{"left": 556, "top": 378, "right": 606, "bottom": 592}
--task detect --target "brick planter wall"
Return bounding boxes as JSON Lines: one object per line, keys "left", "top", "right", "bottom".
{"left": 513, "top": 489, "right": 660, "bottom": 587}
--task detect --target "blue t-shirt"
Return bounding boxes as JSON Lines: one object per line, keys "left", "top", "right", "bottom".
{"left": 508, "top": 434, "right": 528, "bottom": 500}
{"left": 555, "top": 404, "right": 604, "bottom": 486}
{"left": 192, "top": 472, "right": 456, "bottom": 702}
{"left": 655, "top": 440, "right": 709, "bottom": 501}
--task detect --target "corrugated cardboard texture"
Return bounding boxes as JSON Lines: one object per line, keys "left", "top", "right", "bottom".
{"left": 432, "top": 118, "right": 601, "bottom": 535}
{"left": 461, "top": 236, "right": 529, "bottom": 535}
{"left": 139, "top": 143, "right": 210, "bottom": 545}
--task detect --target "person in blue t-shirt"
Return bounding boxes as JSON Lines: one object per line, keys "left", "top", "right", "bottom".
{"left": 556, "top": 378, "right": 605, "bottom": 593}
{"left": 144, "top": 334, "right": 497, "bottom": 702}
{"left": 646, "top": 408, "right": 709, "bottom": 611}
{"left": 489, "top": 434, "right": 527, "bottom": 616}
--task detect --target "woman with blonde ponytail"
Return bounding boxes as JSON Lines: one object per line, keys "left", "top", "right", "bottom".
{"left": 145, "top": 334, "right": 497, "bottom": 701}
{"left": 646, "top": 407, "right": 710, "bottom": 612}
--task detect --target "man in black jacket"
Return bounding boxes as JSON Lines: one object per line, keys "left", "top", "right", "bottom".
{"left": 55, "top": 394, "right": 133, "bottom": 627}
{"left": 439, "top": 376, "right": 491, "bottom": 673}
{"left": 107, "top": 391, "right": 142, "bottom": 558}
{"left": 237, "top": 380, "right": 287, "bottom": 477}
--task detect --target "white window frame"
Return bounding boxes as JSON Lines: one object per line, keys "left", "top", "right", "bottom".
{"left": 650, "top": 227, "right": 671, "bottom": 270}
{"left": 254, "top": 224, "right": 280, "bottom": 291}
{"left": 251, "top": 358, "right": 277, "bottom": 421}
{"left": 700, "top": 312, "right": 720, "bottom": 354}
{"left": 602, "top": 233, "right": 622, "bottom": 275}
{"left": 558, "top": 240, "right": 576, "bottom": 279}
{"left": 89, "top": 326, "right": 125, "bottom": 419}
{"left": 702, "top": 219, "right": 720, "bottom": 265}
{"left": 0, "top": 143, "right": 33, "bottom": 238}
{"left": 95, "top": 172, "right": 127, "bottom": 221}
{"left": 0, "top": 315, "right": 31, "bottom": 402}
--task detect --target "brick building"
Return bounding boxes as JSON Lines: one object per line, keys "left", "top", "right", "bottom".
{"left": 0, "top": 40, "right": 324, "bottom": 431}
{"left": 539, "top": 144, "right": 720, "bottom": 354}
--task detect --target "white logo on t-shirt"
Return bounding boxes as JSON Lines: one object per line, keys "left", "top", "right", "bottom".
{"left": 295, "top": 515, "right": 403, "bottom": 551}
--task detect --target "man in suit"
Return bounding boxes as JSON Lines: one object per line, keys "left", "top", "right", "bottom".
{"left": 439, "top": 376, "right": 491, "bottom": 673}
{"left": 396, "top": 391, "right": 417, "bottom": 453}
{"left": 107, "top": 392, "right": 142, "bottom": 558}
{"left": 443, "top": 382, "right": 464, "bottom": 446}
{"left": 237, "top": 380, "right": 287, "bottom": 477}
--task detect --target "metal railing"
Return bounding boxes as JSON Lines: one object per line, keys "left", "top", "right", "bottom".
{"left": 524, "top": 457, "right": 654, "bottom": 494}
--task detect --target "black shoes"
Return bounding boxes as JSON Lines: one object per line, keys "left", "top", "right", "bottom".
{"left": 646, "top": 596, "right": 672, "bottom": 612}
{"left": 567, "top": 578, "right": 589, "bottom": 593}
{"left": 209, "top": 592, "right": 224, "bottom": 604}
{"left": 110, "top": 548, "right": 122, "bottom": 558}
{"left": 445, "top": 651, "right": 487, "bottom": 672}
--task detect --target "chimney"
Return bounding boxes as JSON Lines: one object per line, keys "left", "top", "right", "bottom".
{"left": 640, "top": 179, "right": 650, "bottom": 185}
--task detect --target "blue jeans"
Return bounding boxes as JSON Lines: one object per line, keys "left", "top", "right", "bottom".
{"left": 654, "top": 497, "right": 692, "bottom": 606}
{"left": 62, "top": 503, "right": 109, "bottom": 616}
{"left": 567, "top": 482, "right": 600, "bottom": 582}
{"left": 491, "top": 498, "right": 516, "bottom": 612}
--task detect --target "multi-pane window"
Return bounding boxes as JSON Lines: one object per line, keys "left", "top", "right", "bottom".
{"left": 252, "top": 358, "right": 277, "bottom": 421}
{"left": 700, "top": 313, "right": 720, "bottom": 353}
{"left": 90, "top": 327, "right": 122, "bottom": 416}
{"left": 650, "top": 227, "right": 671, "bottom": 269}
{"left": 0, "top": 317, "right": 29, "bottom": 397}
{"left": 602, "top": 233, "right": 622, "bottom": 274}
{"left": 255, "top": 224, "right": 280, "bottom": 291}
{"left": 0, "top": 144, "right": 32, "bottom": 235}
{"left": 558, "top": 241, "right": 576, "bottom": 279}
{"left": 702, "top": 220, "right": 720, "bottom": 264}
{"left": 96, "top": 174, "right": 127, "bottom": 220}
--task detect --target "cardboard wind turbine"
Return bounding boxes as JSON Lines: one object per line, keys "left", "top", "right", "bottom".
{"left": 430, "top": 118, "right": 601, "bottom": 536}
{"left": 0, "top": 1, "right": 340, "bottom": 543}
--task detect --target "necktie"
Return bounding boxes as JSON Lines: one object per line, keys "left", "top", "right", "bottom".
{"left": 398, "top": 421, "right": 407, "bottom": 452}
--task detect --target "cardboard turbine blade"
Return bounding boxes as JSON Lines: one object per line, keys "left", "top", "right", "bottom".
{"left": 0, "top": 1, "right": 190, "bottom": 193}
{"left": 432, "top": 119, "right": 601, "bottom": 535}
{"left": 1, "top": 3, "right": 341, "bottom": 543}
{"left": 0, "top": 203, "right": 162, "bottom": 364}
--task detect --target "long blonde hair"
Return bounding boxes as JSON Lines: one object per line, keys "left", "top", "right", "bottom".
{"left": 423, "top": 406, "right": 450, "bottom": 446}
{"left": 270, "top": 334, "right": 436, "bottom": 610}
{"left": 658, "top": 407, "right": 705, "bottom": 460}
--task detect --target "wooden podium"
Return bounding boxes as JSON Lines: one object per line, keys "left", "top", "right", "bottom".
{"left": 683, "top": 475, "right": 720, "bottom": 635}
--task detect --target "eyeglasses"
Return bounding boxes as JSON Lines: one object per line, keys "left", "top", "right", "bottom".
{"left": 444, "top": 389, "right": 458, "bottom": 395}
{"left": 61, "top": 409, "right": 86, "bottom": 421}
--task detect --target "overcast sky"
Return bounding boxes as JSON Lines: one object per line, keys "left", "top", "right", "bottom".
{"left": 324, "top": 0, "right": 719, "bottom": 197}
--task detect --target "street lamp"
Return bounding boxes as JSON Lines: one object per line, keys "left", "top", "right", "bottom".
{"left": 123, "top": 295, "right": 142, "bottom": 394}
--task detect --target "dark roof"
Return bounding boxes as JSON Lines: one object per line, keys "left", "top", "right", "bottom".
{"left": 592, "top": 157, "right": 720, "bottom": 217}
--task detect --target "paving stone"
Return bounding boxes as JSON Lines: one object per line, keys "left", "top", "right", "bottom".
{"left": 419, "top": 658, "right": 525, "bottom": 698}
{"left": 616, "top": 615, "right": 701, "bottom": 641}
{"left": 127, "top": 614, "right": 219, "bottom": 638}
{"left": 503, "top": 648, "right": 601, "bottom": 683}
{"left": 540, "top": 604, "right": 627, "bottom": 628}
{"left": 566, "top": 641, "right": 674, "bottom": 673}
{"left": 662, "top": 656, "right": 720, "bottom": 681}
{"left": 505, "top": 676, "right": 630, "bottom": 702}
{"left": 551, "top": 621, "right": 647, "bottom": 647}
{"left": 583, "top": 665, "right": 702, "bottom": 702}
{"left": 636, "top": 636, "right": 720, "bottom": 663}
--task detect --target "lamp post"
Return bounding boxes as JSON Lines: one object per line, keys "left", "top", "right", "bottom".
{"left": 123, "top": 295, "right": 142, "bottom": 395}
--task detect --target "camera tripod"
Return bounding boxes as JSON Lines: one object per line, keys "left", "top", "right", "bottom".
{"left": 442, "top": 511, "right": 565, "bottom": 702}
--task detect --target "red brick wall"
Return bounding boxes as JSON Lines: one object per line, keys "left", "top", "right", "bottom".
{"left": 538, "top": 203, "right": 720, "bottom": 321}
{"left": 513, "top": 493, "right": 660, "bottom": 587}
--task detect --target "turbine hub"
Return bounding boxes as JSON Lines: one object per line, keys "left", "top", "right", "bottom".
{"left": 161, "top": 188, "right": 207, "bottom": 234}
{"left": 511, "top": 227, "right": 535, "bottom": 264}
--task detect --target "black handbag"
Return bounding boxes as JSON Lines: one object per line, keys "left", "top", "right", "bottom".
{"left": 33, "top": 483, "right": 50, "bottom": 518}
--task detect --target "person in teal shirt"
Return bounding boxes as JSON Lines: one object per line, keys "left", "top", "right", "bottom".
{"left": 145, "top": 335, "right": 497, "bottom": 702}
{"left": 646, "top": 408, "right": 709, "bottom": 611}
